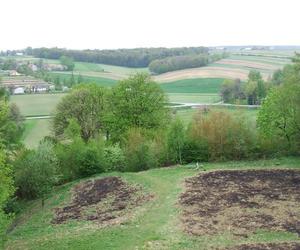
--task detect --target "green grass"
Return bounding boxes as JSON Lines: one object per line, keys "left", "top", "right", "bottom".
{"left": 167, "top": 93, "right": 221, "bottom": 104}
{"left": 22, "top": 119, "right": 51, "bottom": 148}
{"left": 175, "top": 106, "right": 258, "bottom": 125}
{"left": 5, "top": 157, "right": 300, "bottom": 250}
{"left": 161, "top": 78, "right": 225, "bottom": 93}
{"left": 10, "top": 94, "right": 66, "bottom": 116}
{"left": 48, "top": 72, "right": 118, "bottom": 87}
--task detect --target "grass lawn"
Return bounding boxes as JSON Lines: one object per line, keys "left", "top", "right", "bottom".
{"left": 5, "top": 157, "right": 300, "bottom": 250}
{"left": 175, "top": 106, "right": 258, "bottom": 125}
{"left": 22, "top": 119, "right": 51, "bottom": 148}
{"left": 167, "top": 93, "right": 221, "bottom": 104}
{"left": 160, "top": 78, "right": 225, "bottom": 93}
{"left": 48, "top": 72, "right": 118, "bottom": 87}
{"left": 10, "top": 93, "right": 66, "bottom": 117}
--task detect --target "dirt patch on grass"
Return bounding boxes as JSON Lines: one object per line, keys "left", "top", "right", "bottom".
{"left": 222, "top": 241, "right": 300, "bottom": 250}
{"left": 179, "top": 169, "right": 300, "bottom": 237}
{"left": 52, "top": 176, "right": 152, "bottom": 225}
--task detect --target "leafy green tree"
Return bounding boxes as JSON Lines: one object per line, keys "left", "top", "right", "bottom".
{"left": 53, "top": 84, "right": 107, "bottom": 141}
{"left": 167, "top": 118, "right": 185, "bottom": 164}
{"left": 0, "top": 100, "right": 24, "bottom": 148}
{"left": 220, "top": 79, "right": 243, "bottom": 103}
{"left": 108, "top": 73, "right": 169, "bottom": 142}
{"left": 258, "top": 83, "right": 300, "bottom": 152}
{"left": 245, "top": 70, "right": 266, "bottom": 105}
{"left": 14, "top": 141, "right": 58, "bottom": 203}
{"left": 59, "top": 55, "right": 75, "bottom": 71}
{"left": 0, "top": 149, "right": 15, "bottom": 245}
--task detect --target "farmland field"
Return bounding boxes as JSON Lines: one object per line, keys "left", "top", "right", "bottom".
{"left": 160, "top": 78, "right": 224, "bottom": 93}
{"left": 167, "top": 93, "right": 220, "bottom": 104}
{"left": 22, "top": 119, "right": 51, "bottom": 148}
{"left": 175, "top": 106, "right": 258, "bottom": 125}
{"left": 10, "top": 93, "right": 66, "bottom": 116}
{"left": 5, "top": 157, "right": 300, "bottom": 250}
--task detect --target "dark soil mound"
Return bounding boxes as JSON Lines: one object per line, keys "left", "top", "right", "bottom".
{"left": 52, "top": 176, "right": 152, "bottom": 224}
{"left": 179, "top": 169, "right": 300, "bottom": 237}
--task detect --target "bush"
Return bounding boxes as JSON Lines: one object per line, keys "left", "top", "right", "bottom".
{"left": 103, "top": 144, "right": 125, "bottom": 172}
{"left": 14, "top": 141, "right": 58, "bottom": 200}
{"left": 187, "top": 111, "right": 256, "bottom": 161}
{"left": 124, "top": 128, "right": 158, "bottom": 172}
{"left": 55, "top": 138, "right": 105, "bottom": 181}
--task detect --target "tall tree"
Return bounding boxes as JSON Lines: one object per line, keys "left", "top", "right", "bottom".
{"left": 107, "top": 73, "right": 169, "bottom": 142}
{"left": 258, "top": 83, "right": 300, "bottom": 151}
{"left": 53, "top": 84, "right": 106, "bottom": 141}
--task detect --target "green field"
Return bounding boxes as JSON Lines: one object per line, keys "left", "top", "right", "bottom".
{"left": 175, "top": 106, "right": 258, "bottom": 125}
{"left": 22, "top": 119, "right": 51, "bottom": 148}
{"left": 167, "top": 93, "right": 221, "bottom": 103}
{"left": 5, "top": 157, "right": 300, "bottom": 250}
{"left": 48, "top": 72, "right": 118, "bottom": 87}
{"left": 161, "top": 78, "right": 224, "bottom": 93}
{"left": 10, "top": 94, "right": 66, "bottom": 116}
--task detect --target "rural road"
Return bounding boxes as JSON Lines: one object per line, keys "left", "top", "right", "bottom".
{"left": 168, "top": 102, "right": 260, "bottom": 109}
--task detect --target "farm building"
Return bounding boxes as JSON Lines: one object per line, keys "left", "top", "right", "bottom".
{"left": 1, "top": 75, "right": 53, "bottom": 94}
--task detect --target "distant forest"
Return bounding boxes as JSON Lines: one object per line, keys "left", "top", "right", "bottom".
{"left": 26, "top": 47, "right": 209, "bottom": 67}
{"left": 2, "top": 47, "right": 226, "bottom": 73}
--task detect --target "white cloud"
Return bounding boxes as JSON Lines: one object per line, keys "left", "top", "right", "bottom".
{"left": 1, "top": 0, "right": 299, "bottom": 50}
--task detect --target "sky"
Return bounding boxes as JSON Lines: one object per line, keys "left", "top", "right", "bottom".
{"left": 1, "top": 0, "right": 300, "bottom": 50}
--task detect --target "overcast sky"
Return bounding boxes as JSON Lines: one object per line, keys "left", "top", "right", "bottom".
{"left": 1, "top": 0, "right": 300, "bottom": 50}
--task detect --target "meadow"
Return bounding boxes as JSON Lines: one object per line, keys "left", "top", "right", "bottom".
{"left": 5, "top": 157, "right": 300, "bottom": 250}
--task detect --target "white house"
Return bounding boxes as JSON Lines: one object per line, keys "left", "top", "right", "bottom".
{"left": 13, "top": 87, "right": 25, "bottom": 94}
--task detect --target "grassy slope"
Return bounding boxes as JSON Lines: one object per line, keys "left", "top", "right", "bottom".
{"left": 5, "top": 157, "right": 300, "bottom": 250}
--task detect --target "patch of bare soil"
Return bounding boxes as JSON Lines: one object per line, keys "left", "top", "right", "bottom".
{"left": 222, "top": 241, "right": 300, "bottom": 250}
{"left": 52, "top": 177, "right": 152, "bottom": 225}
{"left": 179, "top": 169, "right": 300, "bottom": 237}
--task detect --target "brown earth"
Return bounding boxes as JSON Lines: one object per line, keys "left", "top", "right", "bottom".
{"left": 221, "top": 241, "right": 300, "bottom": 250}
{"left": 179, "top": 169, "right": 300, "bottom": 237}
{"left": 52, "top": 176, "right": 152, "bottom": 225}
{"left": 154, "top": 67, "right": 268, "bottom": 82}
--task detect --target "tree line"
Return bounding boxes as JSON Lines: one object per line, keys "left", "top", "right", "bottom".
{"left": 21, "top": 47, "right": 209, "bottom": 68}
{"left": 149, "top": 53, "right": 226, "bottom": 74}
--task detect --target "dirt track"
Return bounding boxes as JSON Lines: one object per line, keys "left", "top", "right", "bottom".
{"left": 180, "top": 169, "right": 300, "bottom": 237}
{"left": 52, "top": 176, "right": 152, "bottom": 225}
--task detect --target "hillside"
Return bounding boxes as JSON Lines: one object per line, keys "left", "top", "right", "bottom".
{"left": 5, "top": 157, "right": 300, "bottom": 250}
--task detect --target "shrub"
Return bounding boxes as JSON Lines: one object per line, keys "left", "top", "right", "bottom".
{"left": 14, "top": 141, "right": 58, "bottom": 200}
{"left": 167, "top": 118, "right": 186, "bottom": 164}
{"left": 123, "top": 128, "right": 158, "bottom": 172}
{"left": 103, "top": 144, "right": 125, "bottom": 172}
{"left": 55, "top": 138, "right": 105, "bottom": 181}
{"left": 188, "top": 111, "right": 256, "bottom": 161}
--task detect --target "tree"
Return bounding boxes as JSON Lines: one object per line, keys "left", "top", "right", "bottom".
{"left": 108, "top": 73, "right": 169, "bottom": 142}
{"left": 14, "top": 141, "right": 58, "bottom": 202}
{"left": 0, "top": 149, "right": 14, "bottom": 245}
{"left": 258, "top": 83, "right": 300, "bottom": 152}
{"left": 167, "top": 118, "right": 185, "bottom": 164}
{"left": 245, "top": 70, "right": 266, "bottom": 105}
{"left": 59, "top": 56, "right": 75, "bottom": 71}
{"left": 220, "top": 79, "right": 243, "bottom": 103}
{"left": 53, "top": 84, "right": 107, "bottom": 141}
{"left": 0, "top": 100, "right": 24, "bottom": 148}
